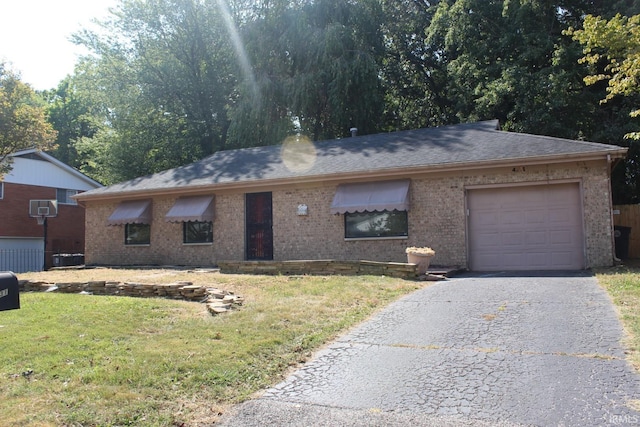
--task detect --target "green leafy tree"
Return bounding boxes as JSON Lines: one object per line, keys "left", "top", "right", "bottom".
{"left": 47, "top": 59, "right": 122, "bottom": 185}
{"left": 570, "top": 13, "right": 640, "bottom": 203}
{"left": 570, "top": 14, "right": 640, "bottom": 139}
{"left": 0, "top": 63, "right": 57, "bottom": 177}
{"left": 397, "top": 0, "right": 618, "bottom": 137}
{"left": 72, "top": 0, "right": 238, "bottom": 182}
{"left": 378, "top": 1, "right": 452, "bottom": 130}
{"left": 60, "top": 0, "right": 640, "bottom": 190}
{"left": 43, "top": 74, "right": 103, "bottom": 169}
{"left": 228, "top": 0, "right": 385, "bottom": 145}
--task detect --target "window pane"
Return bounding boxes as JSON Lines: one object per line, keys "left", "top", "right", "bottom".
{"left": 66, "top": 190, "right": 78, "bottom": 205}
{"left": 184, "top": 221, "right": 213, "bottom": 244}
{"left": 125, "top": 223, "right": 150, "bottom": 245}
{"left": 56, "top": 188, "right": 66, "bottom": 203}
{"left": 56, "top": 188, "right": 78, "bottom": 205}
{"left": 345, "top": 210, "right": 408, "bottom": 238}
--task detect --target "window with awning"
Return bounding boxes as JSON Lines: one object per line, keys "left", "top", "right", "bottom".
{"left": 107, "top": 200, "right": 152, "bottom": 225}
{"left": 165, "top": 195, "right": 214, "bottom": 223}
{"left": 331, "top": 180, "right": 410, "bottom": 239}
{"left": 330, "top": 180, "right": 410, "bottom": 214}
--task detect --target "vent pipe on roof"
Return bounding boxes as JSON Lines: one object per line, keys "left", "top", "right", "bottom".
{"left": 350, "top": 127, "right": 358, "bottom": 137}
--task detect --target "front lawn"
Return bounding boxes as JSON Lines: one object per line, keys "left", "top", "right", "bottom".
{"left": 1, "top": 269, "right": 421, "bottom": 426}
{"left": 596, "top": 264, "right": 640, "bottom": 371}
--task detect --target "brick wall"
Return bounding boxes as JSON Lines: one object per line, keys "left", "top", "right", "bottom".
{"left": 84, "top": 159, "right": 615, "bottom": 269}
{"left": 213, "top": 193, "right": 245, "bottom": 261}
{"left": 0, "top": 182, "right": 86, "bottom": 267}
{"left": 1, "top": 183, "right": 54, "bottom": 238}
{"left": 85, "top": 196, "right": 215, "bottom": 266}
{"left": 271, "top": 185, "right": 413, "bottom": 262}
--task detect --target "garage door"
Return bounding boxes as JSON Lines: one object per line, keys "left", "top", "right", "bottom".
{"left": 467, "top": 183, "right": 584, "bottom": 271}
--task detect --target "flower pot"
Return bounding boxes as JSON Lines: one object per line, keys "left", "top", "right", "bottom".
{"left": 407, "top": 252, "right": 433, "bottom": 275}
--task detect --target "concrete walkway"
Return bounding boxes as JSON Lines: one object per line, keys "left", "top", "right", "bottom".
{"left": 218, "top": 272, "right": 640, "bottom": 426}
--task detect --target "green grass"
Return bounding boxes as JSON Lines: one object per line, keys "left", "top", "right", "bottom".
{"left": 1, "top": 270, "right": 421, "bottom": 426}
{"left": 596, "top": 265, "right": 640, "bottom": 371}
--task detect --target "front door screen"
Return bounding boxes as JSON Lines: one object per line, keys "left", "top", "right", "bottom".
{"left": 245, "top": 192, "right": 273, "bottom": 260}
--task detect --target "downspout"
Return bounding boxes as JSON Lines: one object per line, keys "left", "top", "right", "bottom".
{"left": 608, "top": 154, "right": 621, "bottom": 264}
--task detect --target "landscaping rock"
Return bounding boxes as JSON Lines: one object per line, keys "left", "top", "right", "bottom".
{"left": 18, "top": 279, "right": 243, "bottom": 317}
{"left": 218, "top": 259, "right": 422, "bottom": 279}
{"left": 208, "top": 305, "right": 229, "bottom": 314}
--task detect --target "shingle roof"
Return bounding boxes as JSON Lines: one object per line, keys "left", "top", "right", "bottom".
{"left": 77, "top": 120, "right": 627, "bottom": 199}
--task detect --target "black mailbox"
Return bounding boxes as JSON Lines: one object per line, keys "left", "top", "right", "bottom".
{"left": 0, "top": 272, "right": 20, "bottom": 312}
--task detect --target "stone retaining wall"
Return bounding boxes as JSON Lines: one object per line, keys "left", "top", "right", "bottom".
{"left": 218, "top": 260, "right": 418, "bottom": 279}
{"left": 18, "top": 280, "right": 242, "bottom": 315}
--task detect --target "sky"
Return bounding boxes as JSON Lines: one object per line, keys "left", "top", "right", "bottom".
{"left": 0, "top": 0, "right": 118, "bottom": 91}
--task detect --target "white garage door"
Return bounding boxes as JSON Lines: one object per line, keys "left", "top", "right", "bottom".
{"left": 0, "top": 238, "right": 44, "bottom": 273}
{"left": 467, "top": 183, "right": 584, "bottom": 271}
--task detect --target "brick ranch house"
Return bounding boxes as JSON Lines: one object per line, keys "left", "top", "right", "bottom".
{"left": 75, "top": 120, "right": 627, "bottom": 271}
{"left": 1, "top": 149, "right": 102, "bottom": 272}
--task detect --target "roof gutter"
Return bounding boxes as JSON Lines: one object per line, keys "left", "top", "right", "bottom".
{"left": 75, "top": 148, "right": 628, "bottom": 203}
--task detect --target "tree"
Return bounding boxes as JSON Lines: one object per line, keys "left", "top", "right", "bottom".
{"left": 379, "top": 0, "right": 453, "bottom": 130}
{"left": 227, "top": 0, "right": 385, "bottom": 145}
{"left": 399, "top": 1, "right": 615, "bottom": 136}
{"left": 570, "top": 14, "right": 640, "bottom": 139}
{"left": 43, "top": 74, "right": 103, "bottom": 168}
{"left": 378, "top": 1, "right": 640, "bottom": 137}
{"left": 0, "top": 63, "right": 57, "bottom": 177}
{"left": 569, "top": 13, "right": 640, "bottom": 203}
{"left": 61, "top": 0, "right": 640, "bottom": 189}
{"left": 72, "top": 0, "right": 239, "bottom": 182}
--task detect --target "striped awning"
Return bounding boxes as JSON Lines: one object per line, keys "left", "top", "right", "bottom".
{"left": 165, "top": 195, "right": 214, "bottom": 223}
{"left": 330, "top": 180, "right": 410, "bottom": 214}
{"left": 107, "top": 200, "right": 152, "bottom": 225}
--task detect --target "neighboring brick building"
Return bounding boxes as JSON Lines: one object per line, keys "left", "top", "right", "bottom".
{"left": 0, "top": 149, "right": 102, "bottom": 272}
{"left": 76, "top": 121, "right": 627, "bottom": 271}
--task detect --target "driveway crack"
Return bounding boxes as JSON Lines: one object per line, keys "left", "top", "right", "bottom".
{"left": 347, "top": 341, "right": 626, "bottom": 361}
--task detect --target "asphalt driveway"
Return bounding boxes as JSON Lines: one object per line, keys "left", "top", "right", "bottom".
{"left": 219, "top": 272, "right": 640, "bottom": 426}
